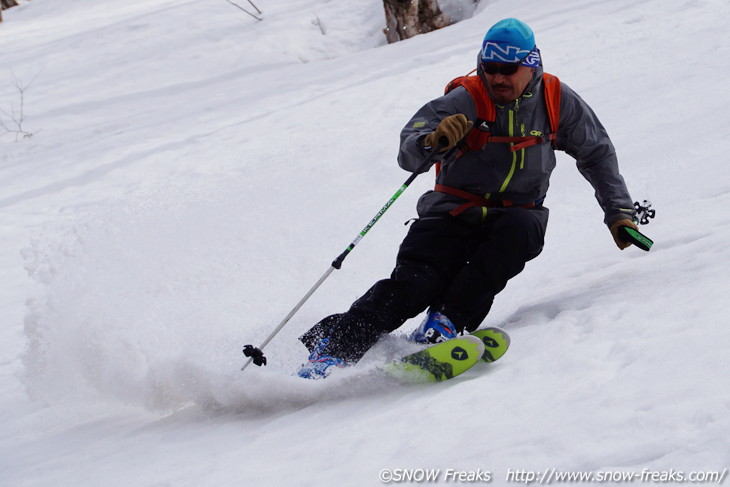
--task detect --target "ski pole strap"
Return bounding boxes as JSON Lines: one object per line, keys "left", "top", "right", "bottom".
{"left": 434, "top": 184, "right": 541, "bottom": 216}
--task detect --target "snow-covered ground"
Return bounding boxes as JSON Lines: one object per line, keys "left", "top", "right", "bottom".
{"left": 2, "top": 0, "right": 729, "bottom": 485}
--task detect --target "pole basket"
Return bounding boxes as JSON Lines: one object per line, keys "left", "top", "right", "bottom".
{"left": 242, "top": 345, "right": 267, "bottom": 366}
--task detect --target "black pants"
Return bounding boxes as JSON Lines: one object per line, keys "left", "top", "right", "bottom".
{"left": 300, "top": 206, "right": 549, "bottom": 362}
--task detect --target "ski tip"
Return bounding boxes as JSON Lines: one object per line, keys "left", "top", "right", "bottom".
{"left": 471, "top": 327, "right": 510, "bottom": 363}
{"left": 459, "top": 334, "right": 486, "bottom": 351}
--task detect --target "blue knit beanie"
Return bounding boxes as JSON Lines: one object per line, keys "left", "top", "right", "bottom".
{"left": 481, "top": 18, "right": 540, "bottom": 67}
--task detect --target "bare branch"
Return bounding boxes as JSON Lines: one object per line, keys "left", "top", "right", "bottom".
{"left": 223, "top": 0, "right": 263, "bottom": 21}
{"left": 312, "top": 12, "right": 326, "bottom": 35}
{"left": 0, "top": 73, "right": 37, "bottom": 141}
{"left": 247, "top": 0, "right": 262, "bottom": 15}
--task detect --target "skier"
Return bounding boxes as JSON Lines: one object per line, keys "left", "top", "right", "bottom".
{"left": 297, "top": 17, "right": 638, "bottom": 379}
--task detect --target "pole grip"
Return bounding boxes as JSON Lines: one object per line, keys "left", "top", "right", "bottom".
{"left": 619, "top": 226, "right": 653, "bottom": 251}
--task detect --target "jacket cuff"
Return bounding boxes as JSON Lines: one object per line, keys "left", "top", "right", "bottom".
{"left": 605, "top": 209, "right": 636, "bottom": 227}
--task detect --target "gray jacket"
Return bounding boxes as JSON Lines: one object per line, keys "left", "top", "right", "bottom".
{"left": 398, "top": 59, "right": 635, "bottom": 226}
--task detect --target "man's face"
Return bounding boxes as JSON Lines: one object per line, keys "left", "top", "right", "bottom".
{"left": 482, "top": 63, "right": 535, "bottom": 104}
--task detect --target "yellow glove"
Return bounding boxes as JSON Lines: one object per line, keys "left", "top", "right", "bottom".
{"left": 424, "top": 114, "right": 473, "bottom": 152}
{"left": 609, "top": 219, "right": 639, "bottom": 250}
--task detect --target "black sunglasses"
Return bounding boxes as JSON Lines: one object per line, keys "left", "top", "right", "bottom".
{"left": 481, "top": 62, "right": 520, "bottom": 76}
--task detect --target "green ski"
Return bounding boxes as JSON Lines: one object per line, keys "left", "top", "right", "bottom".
{"left": 470, "top": 327, "right": 511, "bottom": 363}
{"left": 379, "top": 335, "right": 484, "bottom": 383}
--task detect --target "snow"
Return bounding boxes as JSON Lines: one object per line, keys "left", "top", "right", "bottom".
{"left": 2, "top": 0, "right": 729, "bottom": 485}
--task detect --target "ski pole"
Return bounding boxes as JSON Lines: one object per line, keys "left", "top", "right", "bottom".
{"left": 241, "top": 144, "right": 446, "bottom": 371}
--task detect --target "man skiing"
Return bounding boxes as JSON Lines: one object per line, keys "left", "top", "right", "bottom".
{"left": 297, "top": 18, "right": 638, "bottom": 379}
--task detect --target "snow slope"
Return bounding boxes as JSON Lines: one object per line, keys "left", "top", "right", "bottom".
{"left": 2, "top": 0, "right": 729, "bottom": 485}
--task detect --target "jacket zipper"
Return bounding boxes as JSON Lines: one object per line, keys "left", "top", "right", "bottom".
{"left": 498, "top": 99, "right": 526, "bottom": 192}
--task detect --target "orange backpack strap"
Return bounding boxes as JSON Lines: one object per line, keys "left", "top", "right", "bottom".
{"left": 434, "top": 184, "right": 537, "bottom": 216}
{"left": 541, "top": 73, "right": 561, "bottom": 147}
{"left": 444, "top": 74, "right": 495, "bottom": 158}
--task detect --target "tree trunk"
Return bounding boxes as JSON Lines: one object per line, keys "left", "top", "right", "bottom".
{"left": 2, "top": 0, "right": 19, "bottom": 20}
{"left": 383, "top": 0, "right": 450, "bottom": 44}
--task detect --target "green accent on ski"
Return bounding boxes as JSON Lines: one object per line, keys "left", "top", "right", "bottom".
{"left": 380, "top": 336, "right": 484, "bottom": 383}
{"left": 401, "top": 350, "right": 456, "bottom": 380}
{"left": 470, "top": 327, "right": 511, "bottom": 363}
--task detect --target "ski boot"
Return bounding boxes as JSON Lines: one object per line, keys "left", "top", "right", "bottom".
{"left": 297, "top": 338, "right": 347, "bottom": 379}
{"left": 409, "top": 309, "right": 457, "bottom": 344}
